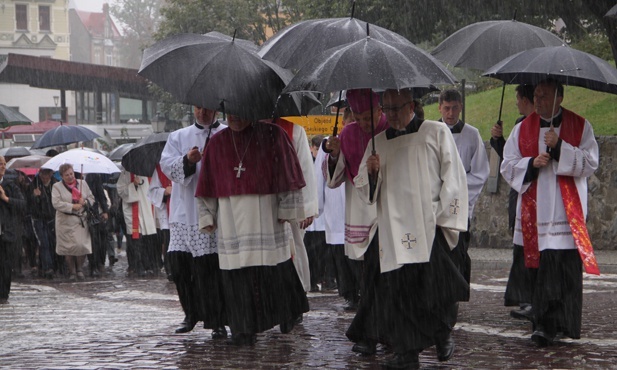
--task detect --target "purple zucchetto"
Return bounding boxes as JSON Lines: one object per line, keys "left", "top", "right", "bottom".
{"left": 346, "top": 88, "right": 379, "bottom": 114}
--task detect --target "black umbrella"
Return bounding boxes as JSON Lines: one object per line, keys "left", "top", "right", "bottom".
{"left": 0, "top": 146, "right": 31, "bottom": 158}
{"left": 139, "top": 32, "right": 292, "bottom": 121}
{"left": 121, "top": 132, "right": 169, "bottom": 177}
{"left": 31, "top": 125, "right": 101, "bottom": 149}
{"left": 606, "top": 4, "right": 617, "bottom": 18}
{"left": 108, "top": 143, "right": 134, "bottom": 162}
{"left": 431, "top": 16, "right": 564, "bottom": 124}
{"left": 284, "top": 34, "right": 456, "bottom": 153}
{"left": 258, "top": 5, "right": 410, "bottom": 69}
{"left": 275, "top": 91, "right": 322, "bottom": 116}
{"left": 483, "top": 45, "right": 617, "bottom": 95}
{"left": 0, "top": 104, "right": 32, "bottom": 128}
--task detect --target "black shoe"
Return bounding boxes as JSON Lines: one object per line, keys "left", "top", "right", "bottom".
{"left": 352, "top": 340, "right": 376, "bottom": 355}
{"left": 175, "top": 318, "right": 197, "bottom": 333}
{"left": 510, "top": 306, "right": 533, "bottom": 321}
{"left": 280, "top": 318, "right": 296, "bottom": 334}
{"left": 382, "top": 351, "right": 420, "bottom": 369}
{"left": 310, "top": 284, "right": 320, "bottom": 292}
{"left": 294, "top": 314, "right": 303, "bottom": 325}
{"left": 436, "top": 333, "right": 455, "bottom": 362}
{"left": 212, "top": 327, "right": 228, "bottom": 339}
{"left": 226, "top": 333, "right": 256, "bottom": 346}
{"left": 531, "top": 328, "right": 554, "bottom": 347}
{"left": 0, "top": 297, "right": 8, "bottom": 304}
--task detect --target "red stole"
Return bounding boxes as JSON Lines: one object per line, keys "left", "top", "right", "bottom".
{"left": 518, "top": 109, "right": 599, "bottom": 275}
{"left": 195, "top": 122, "right": 305, "bottom": 198}
{"left": 130, "top": 173, "right": 140, "bottom": 239}
{"left": 155, "top": 164, "right": 171, "bottom": 215}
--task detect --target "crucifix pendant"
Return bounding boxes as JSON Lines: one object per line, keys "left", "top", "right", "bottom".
{"left": 234, "top": 162, "right": 246, "bottom": 178}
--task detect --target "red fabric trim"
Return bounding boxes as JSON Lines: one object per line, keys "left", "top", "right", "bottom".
{"left": 155, "top": 164, "right": 171, "bottom": 215}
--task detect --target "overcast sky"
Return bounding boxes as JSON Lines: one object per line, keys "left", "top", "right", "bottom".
{"left": 70, "top": 0, "right": 116, "bottom": 12}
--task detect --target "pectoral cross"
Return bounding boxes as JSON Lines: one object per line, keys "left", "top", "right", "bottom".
{"left": 234, "top": 162, "right": 246, "bottom": 178}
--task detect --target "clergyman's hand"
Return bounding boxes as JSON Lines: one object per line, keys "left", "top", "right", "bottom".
{"left": 298, "top": 216, "right": 314, "bottom": 229}
{"left": 326, "top": 137, "right": 341, "bottom": 158}
{"left": 533, "top": 152, "right": 551, "bottom": 168}
{"left": 544, "top": 126, "right": 559, "bottom": 149}
{"left": 491, "top": 123, "right": 503, "bottom": 139}
{"left": 187, "top": 147, "right": 202, "bottom": 164}
{"left": 367, "top": 154, "right": 380, "bottom": 176}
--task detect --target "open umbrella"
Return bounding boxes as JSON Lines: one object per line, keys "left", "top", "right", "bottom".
{"left": 0, "top": 104, "right": 32, "bottom": 128}
{"left": 0, "top": 146, "right": 31, "bottom": 158}
{"left": 431, "top": 18, "right": 563, "bottom": 72}
{"left": 31, "top": 125, "right": 101, "bottom": 149}
{"left": 258, "top": 4, "right": 410, "bottom": 69}
{"left": 284, "top": 34, "right": 456, "bottom": 153}
{"left": 275, "top": 92, "right": 323, "bottom": 116}
{"left": 326, "top": 86, "right": 440, "bottom": 108}
{"left": 108, "top": 143, "right": 134, "bottom": 162}
{"left": 42, "top": 148, "right": 120, "bottom": 174}
{"left": 139, "top": 32, "right": 291, "bottom": 121}
{"left": 483, "top": 45, "right": 617, "bottom": 95}
{"left": 121, "top": 132, "right": 169, "bottom": 177}
{"left": 6, "top": 154, "right": 50, "bottom": 169}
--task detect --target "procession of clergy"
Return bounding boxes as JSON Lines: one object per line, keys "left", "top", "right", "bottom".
{"left": 144, "top": 78, "right": 598, "bottom": 369}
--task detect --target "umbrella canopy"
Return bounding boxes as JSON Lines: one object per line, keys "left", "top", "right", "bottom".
{"left": 0, "top": 146, "right": 31, "bottom": 158}
{"left": 139, "top": 33, "right": 291, "bottom": 121}
{"left": 31, "top": 125, "right": 101, "bottom": 149}
{"left": 258, "top": 17, "right": 410, "bottom": 69}
{"left": 6, "top": 154, "right": 50, "bottom": 169}
{"left": 275, "top": 92, "right": 322, "bottom": 116}
{"left": 42, "top": 148, "right": 120, "bottom": 174}
{"left": 606, "top": 4, "right": 617, "bottom": 18}
{"left": 121, "top": 132, "right": 169, "bottom": 177}
{"left": 483, "top": 45, "right": 617, "bottom": 95}
{"left": 283, "top": 37, "right": 457, "bottom": 94}
{"left": 0, "top": 104, "right": 32, "bottom": 128}
{"left": 108, "top": 143, "right": 134, "bottom": 162}
{"left": 431, "top": 19, "right": 564, "bottom": 71}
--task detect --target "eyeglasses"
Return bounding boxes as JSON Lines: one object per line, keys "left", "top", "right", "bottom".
{"left": 381, "top": 101, "right": 411, "bottom": 113}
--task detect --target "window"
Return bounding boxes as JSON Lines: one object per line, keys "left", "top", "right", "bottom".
{"left": 39, "top": 6, "right": 50, "bottom": 32}
{"left": 16, "top": 4, "right": 28, "bottom": 30}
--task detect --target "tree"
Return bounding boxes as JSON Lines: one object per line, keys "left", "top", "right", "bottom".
{"left": 581, "top": 0, "right": 617, "bottom": 62}
{"left": 110, "top": 0, "right": 165, "bottom": 69}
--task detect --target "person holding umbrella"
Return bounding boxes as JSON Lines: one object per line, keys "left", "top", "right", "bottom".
{"left": 159, "top": 106, "right": 227, "bottom": 338}
{"left": 355, "top": 88, "right": 469, "bottom": 369}
{"left": 51, "top": 164, "right": 95, "bottom": 281}
{"left": 325, "top": 89, "right": 388, "bottom": 354}
{"left": 28, "top": 168, "right": 58, "bottom": 279}
{"left": 500, "top": 78, "right": 599, "bottom": 347}
{"left": 196, "top": 114, "right": 309, "bottom": 345}
{"left": 490, "top": 84, "right": 539, "bottom": 321}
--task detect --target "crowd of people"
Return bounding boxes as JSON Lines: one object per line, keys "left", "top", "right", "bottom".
{"left": 0, "top": 78, "right": 599, "bottom": 370}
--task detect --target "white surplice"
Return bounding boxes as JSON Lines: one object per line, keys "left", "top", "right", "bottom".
{"left": 198, "top": 191, "right": 307, "bottom": 270}
{"left": 500, "top": 112, "right": 599, "bottom": 251}
{"left": 448, "top": 121, "right": 489, "bottom": 218}
{"left": 116, "top": 170, "right": 157, "bottom": 237}
{"left": 327, "top": 152, "right": 377, "bottom": 260}
{"left": 354, "top": 120, "right": 469, "bottom": 273}
{"left": 315, "top": 141, "right": 345, "bottom": 245}
{"left": 147, "top": 169, "right": 169, "bottom": 230}
{"left": 160, "top": 122, "right": 226, "bottom": 257}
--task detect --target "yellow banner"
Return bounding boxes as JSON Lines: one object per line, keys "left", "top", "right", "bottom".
{"left": 283, "top": 115, "right": 338, "bottom": 136}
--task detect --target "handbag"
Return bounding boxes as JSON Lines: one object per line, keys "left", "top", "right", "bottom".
{"left": 84, "top": 200, "right": 103, "bottom": 231}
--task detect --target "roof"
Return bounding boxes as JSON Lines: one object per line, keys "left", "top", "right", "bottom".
{"left": 76, "top": 8, "right": 121, "bottom": 39}
{"left": 0, "top": 53, "right": 152, "bottom": 99}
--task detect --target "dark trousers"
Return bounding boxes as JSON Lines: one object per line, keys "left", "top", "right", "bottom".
{"left": 0, "top": 240, "right": 14, "bottom": 299}
{"left": 168, "top": 251, "right": 198, "bottom": 322}
{"left": 332, "top": 243, "right": 362, "bottom": 301}
{"left": 304, "top": 230, "right": 326, "bottom": 287}
{"left": 88, "top": 224, "right": 109, "bottom": 272}
{"left": 32, "top": 219, "right": 56, "bottom": 272}
{"left": 158, "top": 229, "right": 171, "bottom": 276}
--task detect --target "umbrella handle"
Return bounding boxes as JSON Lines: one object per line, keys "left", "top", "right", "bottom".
{"left": 323, "top": 91, "right": 344, "bottom": 154}
{"left": 497, "top": 82, "right": 506, "bottom": 124}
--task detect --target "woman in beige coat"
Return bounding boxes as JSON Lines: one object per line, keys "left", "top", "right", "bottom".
{"left": 52, "top": 164, "right": 94, "bottom": 280}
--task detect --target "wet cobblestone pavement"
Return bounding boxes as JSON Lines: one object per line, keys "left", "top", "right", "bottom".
{"left": 2, "top": 248, "right": 617, "bottom": 369}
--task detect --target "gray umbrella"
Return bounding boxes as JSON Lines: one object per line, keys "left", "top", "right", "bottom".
{"left": 431, "top": 19, "right": 564, "bottom": 72}
{"left": 0, "top": 146, "right": 31, "bottom": 158}
{"left": 0, "top": 104, "right": 32, "bottom": 128}
{"left": 326, "top": 87, "right": 440, "bottom": 108}
{"left": 121, "top": 132, "right": 169, "bottom": 177}
{"left": 274, "top": 92, "right": 322, "bottom": 116}
{"left": 108, "top": 143, "right": 134, "bottom": 162}
{"left": 483, "top": 45, "right": 617, "bottom": 95}
{"left": 31, "top": 125, "right": 101, "bottom": 149}
{"left": 258, "top": 5, "right": 410, "bottom": 69}
{"left": 139, "top": 32, "right": 292, "bottom": 121}
{"left": 606, "top": 4, "right": 617, "bottom": 18}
